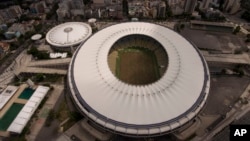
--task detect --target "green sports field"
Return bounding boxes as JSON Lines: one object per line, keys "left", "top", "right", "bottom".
{"left": 115, "top": 47, "right": 160, "bottom": 85}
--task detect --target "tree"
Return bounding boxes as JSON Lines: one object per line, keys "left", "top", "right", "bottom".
{"left": 221, "top": 68, "right": 226, "bottom": 74}
{"left": 241, "top": 0, "right": 250, "bottom": 11}
{"left": 165, "top": 0, "right": 173, "bottom": 18}
{"left": 245, "top": 38, "right": 250, "bottom": 43}
{"left": 247, "top": 34, "right": 250, "bottom": 39}
{"left": 241, "top": 11, "right": 250, "bottom": 22}
{"left": 233, "top": 26, "right": 241, "bottom": 34}
{"left": 24, "top": 31, "right": 36, "bottom": 39}
{"left": 35, "top": 73, "right": 45, "bottom": 82}
{"left": 219, "top": 0, "right": 225, "bottom": 11}
{"left": 27, "top": 46, "right": 39, "bottom": 55}
{"left": 19, "top": 14, "right": 31, "bottom": 22}
{"left": 46, "top": 2, "right": 59, "bottom": 20}
{"left": 234, "top": 48, "right": 243, "bottom": 54}
{"left": 13, "top": 0, "right": 24, "bottom": 5}
{"left": 34, "top": 24, "right": 42, "bottom": 32}
{"left": 83, "top": 0, "right": 92, "bottom": 5}
{"left": 180, "top": 24, "right": 185, "bottom": 30}
{"left": 0, "top": 30, "right": 6, "bottom": 40}
{"left": 122, "top": 0, "right": 128, "bottom": 16}
{"left": 245, "top": 34, "right": 250, "bottom": 42}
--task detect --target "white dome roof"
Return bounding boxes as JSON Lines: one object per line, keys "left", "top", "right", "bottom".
{"left": 46, "top": 22, "right": 92, "bottom": 47}
{"left": 68, "top": 22, "right": 210, "bottom": 136}
{"left": 31, "top": 34, "right": 42, "bottom": 40}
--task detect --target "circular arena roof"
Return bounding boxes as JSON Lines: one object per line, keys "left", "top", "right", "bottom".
{"left": 31, "top": 34, "right": 42, "bottom": 40}
{"left": 68, "top": 22, "right": 210, "bottom": 136}
{"left": 46, "top": 22, "right": 92, "bottom": 47}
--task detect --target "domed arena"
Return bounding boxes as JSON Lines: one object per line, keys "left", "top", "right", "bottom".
{"left": 46, "top": 22, "right": 92, "bottom": 49}
{"left": 68, "top": 22, "right": 210, "bottom": 137}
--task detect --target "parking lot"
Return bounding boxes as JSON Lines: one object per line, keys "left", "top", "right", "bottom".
{"left": 180, "top": 27, "right": 246, "bottom": 52}
{"left": 203, "top": 76, "right": 250, "bottom": 115}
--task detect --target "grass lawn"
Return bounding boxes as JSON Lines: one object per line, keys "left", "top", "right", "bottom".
{"left": 116, "top": 47, "right": 160, "bottom": 85}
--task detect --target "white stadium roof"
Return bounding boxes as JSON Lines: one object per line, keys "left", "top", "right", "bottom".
{"left": 46, "top": 22, "right": 92, "bottom": 47}
{"left": 68, "top": 22, "right": 210, "bottom": 136}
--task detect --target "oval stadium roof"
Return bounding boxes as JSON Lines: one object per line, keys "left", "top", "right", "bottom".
{"left": 68, "top": 22, "right": 210, "bottom": 136}
{"left": 46, "top": 22, "right": 92, "bottom": 47}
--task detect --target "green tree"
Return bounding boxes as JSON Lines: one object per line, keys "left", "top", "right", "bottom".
{"left": 165, "top": 0, "right": 173, "bottom": 18}
{"left": 122, "top": 0, "right": 128, "bottom": 16}
{"left": 241, "top": 11, "right": 250, "bottom": 22}
{"left": 247, "top": 34, "right": 250, "bottom": 38}
{"left": 34, "top": 24, "right": 42, "bottom": 32}
{"left": 0, "top": 30, "right": 6, "bottom": 40}
{"left": 35, "top": 73, "right": 45, "bottom": 82}
{"left": 27, "top": 46, "right": 39, "bottom": 55}
{"left": 19, "top": 14, "right": 31, "bottom": 22}
{"left": 83, "top": 0, "right": 92, "bottom": 5}
{"left": 46, "top": 2, "right": 59, "bottom": 20}
{"left": 233, "top": 26, "right": 241, "bottom": 34}
{"left": 180, "top": 24, "right": 185, "bottom": 29}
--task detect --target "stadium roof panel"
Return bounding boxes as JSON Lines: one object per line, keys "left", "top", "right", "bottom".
{"left": 68, "top": 22, "right": 210, "bottom": 136}
{"left": 46, "top": 22, "right": 92, "bottom": 47}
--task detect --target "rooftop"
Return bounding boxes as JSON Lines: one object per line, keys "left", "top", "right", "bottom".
{"left": 68, "top": 22, "right": 210, "bottom": 136}
{"left": 46, "top": 22, "right": 92, "bottom": 47}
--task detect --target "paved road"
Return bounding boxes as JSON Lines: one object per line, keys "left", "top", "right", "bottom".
{"left": 192, "top": 84, "right": 250, "bottom": 141}
{"left": 0, "top": 40, "right": 30, "bottom": 75}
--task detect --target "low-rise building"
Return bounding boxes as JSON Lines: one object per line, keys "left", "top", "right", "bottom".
{"left": 4, "top": 31, "right": 21, "bottom": 39}
{"left": 0, "top": 5, "right": 22, "bottom": 23}
{"left": 0, "top": 42, "right": 10, "bottom": 59}
{"left": 0, "top": 24, "right": 8, "bottom": 31}
{"left": 223, "top": 0, "right": 241, "bottom": 14}
{"left": 4, "top": 23, "right": 34, "bottom": 39}
{"left": 56, "top": 0, "right": 84, "bottom": 21}
{"left": 30, "top": 1, "right": 48, "bottom": 14}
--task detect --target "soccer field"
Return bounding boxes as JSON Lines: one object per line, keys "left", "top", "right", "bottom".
{"left": 116, "top": 48, "right": 160, "bottom": 85}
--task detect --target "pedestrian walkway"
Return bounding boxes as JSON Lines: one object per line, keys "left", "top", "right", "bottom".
{"left": 20, "top": 67, "right": 67, "bottom": 75}
{"left": 27, "top": 58, "right": 71, "bottom": 67}
{"left": 201, "top": 51, "right": 250, "bottom": 65}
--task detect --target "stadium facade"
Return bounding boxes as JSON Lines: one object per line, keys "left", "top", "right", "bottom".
{"left": 68, "top": 22, "right": 210, "bottom": 137}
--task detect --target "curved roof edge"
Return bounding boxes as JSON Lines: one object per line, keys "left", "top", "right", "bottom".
{"left": 46, "top": 22, "right": 92, "bottom": 47}
{"left": 67, "top": 21, "right": 210, "bottom": 136}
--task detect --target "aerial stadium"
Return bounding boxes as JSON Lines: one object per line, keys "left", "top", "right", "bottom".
{"left": 68, "top": 22, "right": 210, "bottom": 137}
{"left": 46, "top": 22, "right": 92, "bottom": 50}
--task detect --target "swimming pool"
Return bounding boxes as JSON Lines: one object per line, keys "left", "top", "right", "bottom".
{"left": 0, "top": 103, "right": 24, "bottom": 130}
{"left": 18, "top": 88, "right": 34, "bottom": 100}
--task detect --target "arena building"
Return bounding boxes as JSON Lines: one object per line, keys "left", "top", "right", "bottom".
{"left": 46, "top": 22, "right": 92, "bottom": 51}
{"left": 68, "top": 22, "right": 210, "bottom": 137}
